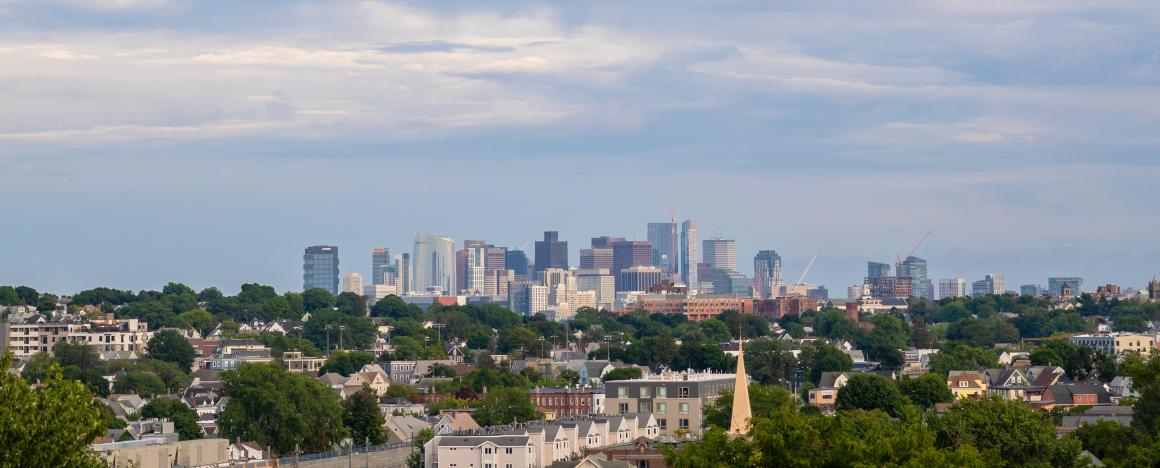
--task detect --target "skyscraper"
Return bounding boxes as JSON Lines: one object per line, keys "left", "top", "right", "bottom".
{"left": 680, "top": 220, "right": 698, "bottom": 292}
{"left": 647, "top": 222, "right": 677, "bottom": 276}
{"left": 413, "top": 232, "right": 455, "bottom": 294}
{"left": 371, "top": 247, "right": 391, "bottom": 285}
{"left": 579, "top": 248, "right": 613, "bottom": 270}
{"left": 753, "top": 250, "right": 783, "bottom": 300}
{"left": 303, "top": 245, "right": 339, "bottom": 294}
{"left": 867, "top": 261, "right": 893, "bottom": 278}
{"left": 395, "top": 253, "right": 411, "bottom": 294}
{"left": 972, "top": 274, "right": 1005, "bottom": 297}
{"left": 616, "top": 266, "right": 666, "bottom": 292}
{"left": 898, "top": 256, "right": 931, "bottom": 299}
{"left": 591, "top": 236, "right": 626, "bottom": 249}
{"left": 1020, "top": 284, "right": 1045, "bottom": 297}
{"left": 703, "top": 238, "right": 737, "bottom": 271}
{"left": 534, "top": 231, "right": 568, "bottom": 275}
{"left": 612, "top": 240, "right": 652, "bottom": 276}
{"left": 341, "top": 272, "right": 363, "bottom": 294}
{"left": 939, "top": 278, "right": 967, "bottom": 299}
{"left": 1048, "top": 277, "right": 1084, "bottom": 298}
{"left": 505, "top": 250, "right": 529, "bottom": 278}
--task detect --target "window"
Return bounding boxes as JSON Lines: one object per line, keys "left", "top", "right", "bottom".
{"left": 959, "top": 381, "right": 967, "bottom": 388}
{"left": 506, "top": 448, "right": 513, "bottom": 454}
{"left": 618, "top": 387, "right": 627, "bottom": 398}
{"left": 658, "top": 418, "right": 668, "bottom": 429}
{"left": 679, "top": 403, "right": 689, "bottom": 414}
{"left": 678, "top": 387, "right": 690, "bottom": 397}
{"left": 657, "top": 387, "right": 667, "bottom": 398}
{"left": 618, "top": 403, "right": 629, "bottom": 414}
{"left": 638, "top": 401, "right": 652, "bottom": 412}
{"left": 640, "top": 387, "right": 650, "bottom": 398}
{"left": 679, "top": 419, "right": 690, "bottom": 429}
{"left": 657, "top": 403, "right": 667, "bottom": 413}
{"left": 485, "top": 447, "right": 493, "bottom": 454}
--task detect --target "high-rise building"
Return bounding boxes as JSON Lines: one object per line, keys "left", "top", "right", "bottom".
{"left": 680, "top": 220, "right": 698, "bottom": 292}
{"left": 341, "top": 272, "right": 364, "bottom": 295}
{"left": 703, "top": 238, "right": 737, "bottom": 271}
{"left": 616, "top": 266, "right": 666, "bottom": 293}
{"left": 647, "top": 222, "right": 677, "bottom": 276}
{"left": 972, "top": 274, "right": 1005, "bottom": 297}
{"left": 395, "top": 253, "right": 411, "bottom": 294}
{"left": 484, "top": 246, "right": 507, "bottom": 273}
{"left": 938, "top": 278, "right": 967, "bottom": 299}
{"left": 1020, "top": 284, "right": 1045, "bottom": 297}
{"left": 867, "top": 261, "right": 892, "bottom": 279}
{"left": 456, "top": 240, "right": 490, "bottom": 293}
{"left": 576, "top": 268, "right": 615, "bottom": 310}
{"left": 612, "top": 240, "right": 653, "bottom": 276}
{"left": 591, "top": 236, "right": 627, "bottom": 249}
{"left": 753, "top": 250, "right": 783, "bottom": 300}
{"left": 898, "top": 256, "right": 931, "bottom": 299}
{"left": 303, "top": 245, "right": 340, "bottom": 294}
{"left": 464, "top": 247, "right": 488, "bottom": 294}
{"left": 505, "top": 250, "right": 529, "bottom": 278}
{"left": 579, "top": 248, "right": 614, "bottom": 270}
{"left": 372, "top": 247, "right": 392, "bottom": 285}
{"left": 534, "top": 231, "right": 568, "bottom": 275}
{"left": 1048, "top": 277, "right": 1084, "bottom": 298}
{"left": 413, "top": 232, "right": 455, "bottom": 294}
{"left": 540, "top": 268, "right": 571, "bottom": 305}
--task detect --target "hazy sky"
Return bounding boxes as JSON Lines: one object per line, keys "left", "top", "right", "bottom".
{"left": 2, "top": 0, "right": 1159, "bottom": 295}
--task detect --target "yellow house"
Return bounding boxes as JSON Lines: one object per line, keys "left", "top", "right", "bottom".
{"left": 947, "top": 371, "right": 987, "bottom": 400}
{"left": 1114, "top": 334, "right": 1156, "bottom": 354}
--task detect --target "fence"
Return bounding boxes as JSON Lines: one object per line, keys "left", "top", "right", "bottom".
{"left": 274, "top": 441, "right": 413, "bottom": 466}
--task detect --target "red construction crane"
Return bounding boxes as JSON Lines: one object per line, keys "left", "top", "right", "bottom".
{"left": 896, "top": 230, "right": 932, "bottom": 270}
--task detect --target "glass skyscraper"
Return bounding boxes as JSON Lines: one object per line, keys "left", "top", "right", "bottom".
{"left": 898, "top": 256, "right": 931, "bottom": 300}
{"left": 647, "top": 222, "right": 677, "bottom": 275}
{"left": 753, "top": 250, "right": 783, "bottom": 299}
{"left": 303, "top": 245, "right": 339, "bottom": 294}
{"left": 680, "top": 220, "right": 697, "bottom": 292}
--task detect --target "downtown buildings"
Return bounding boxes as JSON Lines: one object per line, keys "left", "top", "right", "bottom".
{"left": 303, "top": 245, "right": 339, "bottom": 294}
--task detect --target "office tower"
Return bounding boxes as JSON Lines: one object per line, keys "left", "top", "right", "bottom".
{"left": 753, "top": 250, "right": 783, "bottom": 300}
{"left": 616, "top": 266, "right": 666, "bottom": 292}
{"left": 534, "top": 231, "right": 568, "bottom": 275}
{"left": 506, "top": 250, "right": 529, "bottom": 277}
{"left": 341, "top": 272, "right": 364, "bottom": 294}
{"left": 971, "top": 274, "right": 1005, "bottom": 297}
{"left": 591, "top": 236, "right": 627, "bottom": 249}
{"left": 612, "top": 240, "right": 653, "bottom": 275}
{"left": 395, "top": 253, "right": 411, "bottom": 294}
{"left": 579, "top": 248, "right": 614, "bottom": 270}
{"left": 939, "top": 278, "right": 967, "bottom": 299}
{"left": 1020, "top": 284, "right": 1045, "bottom": 297}
{"left": 464, "top": 247, "right": 487, "bottom": 294}
{"left": 372, "top": 247, "right": 392, "bottom": 285}
{"left": 540, "top": 268, "right": 571, "bottom": 305}
{"left": 867, "top": 261, "right": 893, "bottom": 278}
{"left": 703, "top": 238, "right": 737, "bottom": 271}
{"left": 576, "top": 268, "right": 616, "bottom": 310}
{"left": 1048, "top": 277, "right": 1084, "bottom": 298}
{"left": 647, "top": 222, "right": 678, "bottom": 275}
{"left": 303, "top": 245, "right": 340, "bottom": 294}
{"left": 680, "top": 220, "right": 698, "bottom": 291}
{"left": 413, "top": 232, "right": 455, "bottom": 294}
{"left": 898, "top": 256, "right": 931, "bottom": 299}
{"left": 808, "top": 286, "right": 829, "bottom": 301}
{"left": 363, "top": 283, "right": 398, "bottom": 305}
{"left": 456, "top": 240, "right": 490, "bottom": 293}
{"left": 484, "top": 246, "right": 507, "bottom": 273}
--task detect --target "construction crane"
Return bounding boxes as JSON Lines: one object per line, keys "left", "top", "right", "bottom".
{"left": 896, "top": 230, "right": 932, "bottom": 271}
{"left": 662, "top": 201, "right": 677, "bottom": 277}
{"left": 797, "top": 253, "right": 818, "bottom": 286}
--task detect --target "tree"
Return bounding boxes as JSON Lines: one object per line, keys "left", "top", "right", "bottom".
{"left": 384, "top": 383, "right": 420, "bottom": 402}
{"left": 0, "top": 286, "right": 21, "bottom": 306}
{"left": 929, "top": 343, "right": 998, "bottom": 377}
{"left": 602, "top": 367, "right": 642, "bottom": 382}
{"left": 20, "top": 352, "right": 56, "bottom": 383}
{"left": 62, "top": 365, "right": 110, "bottom": 398}
{"left": 835, "top": 373, "right": 906, "bottom": 417}
{"left": 140, "top": 398, "right": 203, "bottom": 440}
{"left": 930, "top": 397, "right": 1081, "bottom": 467}
{"left": 1122, "top": 351, "right": 1160, "bottom": 434}
{"left": 52, "top": 341, "right": 101, "bottom": 371}
{"left": 799, "top": 342, "right": 853, "bottom": 384}
{"left": 744, "top": 339, "right": 797, "bottom": 386}
{"left": 304, "top": 309, "right": 377, "bottom": 352}
{"left": 219, "top": 363, "right": 347, "bottom": 454}
{"left": 321, "top": 351, "right": 377, "bottom": 376}
{"left": 147, "top": 330, "right": 196, "bottom": 371}
{"left": 370, "top": 295, "right": 423, "bottom": 319}
{"left": 114, "top": 370, "right": 167, "bottom": 397}
{"left": 0, "top": 353, "right": 106, "bottom": 468}
{"left": 343, "top": 388, "right": 387, "bottom": 445}
{"left": 703, "top": 384, "right": 795, "bottom": 429}
{"left": 14, "top": 285, "right": 39, "bottom": 306}
{"left": 302, "top": 288, "right": 336, "bottom": 312}
{"left": 405, "top": 428, "right": 434, "bottom": 468}
{"left": 429, "top": 363, "right": 457, "bottom": 378}
{"left": 898, "top": 373, "right": 952, "bottom": 408}
{"left": 179, "top": 309, "right": 216, "bottom": 337}
{"left": 472, "top": 387, "right": 541, "bottom": 426}
{"left": 1072, "top": 420, "right": 1139, "bottom": 464}
{"left": 335, "top": 292, "right": 367, "bottom": 316}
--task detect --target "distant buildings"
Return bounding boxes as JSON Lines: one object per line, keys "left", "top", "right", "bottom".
{"left": 413, "top": 232, "right": 455, "bottom": 295}
{"left": 679, "top": 220, "right": 698, "bottom": 291}
{"left": 534, "top": 231, "right": 568, "bottom": 275}
{"left": 579, "top": 248, "right": 613, "bottom": 270}
{"left": 1, "top": 314, "right": 153, "bottom": 359}
{"left": 753, "top": 250, "right": 783, "bottom": 300}
{"left": 616, "top": 266, "right": 666, "bottom": 293}
{"left": 1149, "top": 277, "right": 1160, "bottom": 302}
{"left": 972, "top": 274, "right": 1005, "bottom": 297}
{"left": 898, "top": 256, "right": 931, "bottom": 300}
{"left": 505, "top": 250, "right": 529, "bottom": 278}
{"left": 1048, "top": 277, "right": 1084, "bottom": 298}
{"left": 612, "top": 240, "right": 653, "bottom": 278}
{"left": 702, "top": 238, "right": 737, "bottom": 271}
{"left": 576, "top": 268, "right": 616, "bottom": 310}
{"left": 938, "top": 278, "right": 967, "bottom": 300}
{"left": 371, "top": 247, "right": 392, "bottom": 286}
{"left": 340, "top": 272, "right": 363, "bottom": 295}
{"left": 1021, "top": 284, "right": 1045, "bottom": 297}
{"left": 604, "top": 370, "right": 737, "bottom": 437}
{"left": 303, "top": 245, "right": 339, "bottom": 294}
{"left": 647, "top": 222, "right": 677, "bottom": 276}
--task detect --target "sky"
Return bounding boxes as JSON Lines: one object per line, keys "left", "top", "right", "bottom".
{"left": 1, "top": 0, "right": 1159, "bottom": 296}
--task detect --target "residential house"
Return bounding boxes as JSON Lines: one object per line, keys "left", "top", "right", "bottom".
{"left": 1108, "top": 376, "right": 1139, "bottom": 403}
{"left": 227, "top": 441, "right": 264, "bottom": 463}
{"left": 1040, "top": 384, "right": 1112, "bottom": 410}
{"left": 424, "top": 435, "right": 537, "bottom": 468}
{"left": 444, "top": 342, "right": 466, "bottom": 364}
{"left": 531, "top": 386, "right": 606, "bottom": 419}
{"left": 983, "top": 368, "right": 1033, "bottom": 400}
{"left": 384, "top": 414, "right": 432, "bottom": 443}
{"left": 809, "top": 372, "right": 852, "bottom": 409}
{"left": 946, "top": 371, "right": 987, "bottom": 400}
{"left": 281, "top": 351, "right": 325, "bottom": 374}
{"left": 432, "top": 408, "right": 482, "bottom": 435}
{"left": 1057, "top": 406, "right": 1134, "bottom": 435}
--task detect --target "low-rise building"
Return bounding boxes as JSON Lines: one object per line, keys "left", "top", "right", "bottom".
{"left": 531, "top": 386, "right": 606, "bottom": 419}
{"left": 1069, "top": 333, "right": 1156, "bottom": 355}
{"left": 808, "top": 372, "right": 852, "bottom": 410}
{"left": 604, "top": 370, "right": 737, "bottom": 437}
{"left": 281, "top": 351, "right": 325, "bottom": 374}
{"left": 1, "top": 314, "right": 152, "bottom": 359}
{"left": 946, "top": 371, "right": 987, "bottom": 400}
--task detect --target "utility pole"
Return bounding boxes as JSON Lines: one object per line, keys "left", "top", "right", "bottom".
{"left": 339, "top": 324, "right": 346, "bottom": 350}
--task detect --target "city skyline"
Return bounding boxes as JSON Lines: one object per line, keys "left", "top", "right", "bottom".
{"left": 2, "top": 1, "right": 1159, "bottom": 294}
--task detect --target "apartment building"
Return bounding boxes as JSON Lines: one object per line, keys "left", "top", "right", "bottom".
{"left": 1069, "top": 333, "right": 1157, "bottom": 355}
{"left": 1, "top": 313, "right": 153, "bottom": 359}
{"left": 604, "top": 370, "right": 737, "bottom": 437}
{"left": 530, "top": 386, "right": 606, "bottom": 419}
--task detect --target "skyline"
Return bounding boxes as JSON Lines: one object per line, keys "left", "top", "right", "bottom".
{"left": 2, "top": 1, "right": 1159, "bottom": 293}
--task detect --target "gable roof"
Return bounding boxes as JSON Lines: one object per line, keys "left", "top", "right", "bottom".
{"left": 1046, "top": 384, "right": 1112, "bottom": 405}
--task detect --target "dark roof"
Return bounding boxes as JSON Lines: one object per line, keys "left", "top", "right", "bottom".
{"left": 1047, "top": 384, "right": 1112, "bottom": 405}
{"left": 439, "top": 436, "right": 530, "bottom": 447}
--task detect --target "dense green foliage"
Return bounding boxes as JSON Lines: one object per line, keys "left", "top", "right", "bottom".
{"left": 0, "top": 353, "right": 105, "bottom": 468}
{"left": 147, "top": 330, "right": 196, "bottom": 371}
{"left": 219, "top": 363, "right": 347, "bottom": 454}
{"left": 342, "top": 388, "right": 387, "bottom": 445}
{"left": 471, "top": 387, "right": 542, "bottom": 426}
{"left": 140, "top": 397, "right": 203, "bottom": 440}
